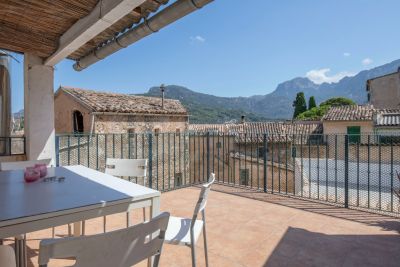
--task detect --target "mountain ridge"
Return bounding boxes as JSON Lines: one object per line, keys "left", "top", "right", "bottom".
{"left": 144, "top": 59, "right": 400, "bottom": 123}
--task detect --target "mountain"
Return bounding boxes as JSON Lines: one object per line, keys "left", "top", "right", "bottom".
{"left": 13, "top": 109, "right": 24, "bottom": 119}
{"left": 143, "top": 59, "right": 400, "bottom": 122}
{"left": 144, "top": 86, "right": 271, "bottom": 123}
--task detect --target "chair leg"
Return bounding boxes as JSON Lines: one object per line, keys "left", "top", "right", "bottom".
{"left": 81, "top": 220, "right": 85, "bottom": 236}
{"left": 68, "top": 224, "right": 72, "bottom": 236}
{"left": 190, "top": 243, "right": 197, "bottom": 267}
{"left": 126, "top": 212, "right": 130, "bottom": 227}
{"left": 153, "top": 253, "right": 161, "bottom": 267}
{"left": 103, "top": 216, "right": 107, "bottom": 233}
{"left": 203, "top": 223, "right": 209, "bottom": 267}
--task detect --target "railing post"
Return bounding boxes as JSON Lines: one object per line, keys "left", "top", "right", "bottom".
{"left": 344, "top": 134, "right": 349, "bottom": 208}
{"left": 55, "top": 135, "right": 60, "bottom": 167}
{"left": 206, "top": 131, "right": 210, "bottom": 180}
{"left": 148, "top": 133, "right": 153, "bottom": 189}
{"left": 263, "top": 133, "right": 267, "bottom": 193}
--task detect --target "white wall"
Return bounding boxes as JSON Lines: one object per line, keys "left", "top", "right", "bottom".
{"left": 295, "top": 158, "right": 400, "bottom": 212}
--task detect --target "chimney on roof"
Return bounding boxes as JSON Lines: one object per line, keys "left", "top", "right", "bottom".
{"left": 160, "top": 84, "right": 165, "bottom": 109}
{"left": 240, "top": 115, "right": 245, "bottom": 124}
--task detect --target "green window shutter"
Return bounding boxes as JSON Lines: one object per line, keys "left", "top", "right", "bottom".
{"left": 240, "top": 169, "right": 249, "bottom": 186}
{"left": 347, "top": 126, "right": 361, "bottom": 143}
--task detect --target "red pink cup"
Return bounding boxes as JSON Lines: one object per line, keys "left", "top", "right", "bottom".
{"left": 24, "top": 167, "right": 40, "bottom": 183}
{"left": 34, "top": 163, "right": 48, "bottom": 178}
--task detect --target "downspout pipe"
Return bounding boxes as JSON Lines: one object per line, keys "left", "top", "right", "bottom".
{"left": 73, "top": 0, "right": 214, "bottom": 71}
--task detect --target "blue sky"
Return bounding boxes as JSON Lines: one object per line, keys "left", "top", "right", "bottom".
{"left": 9, "top": 0, "right": 400, "bottom": 112}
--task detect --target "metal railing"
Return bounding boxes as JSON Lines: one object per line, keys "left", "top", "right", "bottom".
{"left": 56, "top": 132, "right": 400, "bottom": 216}
{"left": 0, "top": 136, "right": 25, "bottom": 156}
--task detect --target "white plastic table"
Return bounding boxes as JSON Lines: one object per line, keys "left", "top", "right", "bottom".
{"left": 0, "top": 165, "right": 161, "bottom": 267}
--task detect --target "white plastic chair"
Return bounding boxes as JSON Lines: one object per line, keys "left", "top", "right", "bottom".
{"left": 0, "top": 245, "right": 16, "bottom": 267}
{"left": 38, "top": 212, "right": 170, "bottom": 267}
{"left": 164, "top": 173, "right": 215, "bottom": 267}
{"left": 103, "top": 158, "right": 148, "bottom": 232}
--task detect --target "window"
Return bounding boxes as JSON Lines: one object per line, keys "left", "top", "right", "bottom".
{"left": 128, "top": 128, "right": 135, "bottom": 134}
{"left": 217, "top": 142, "right": 222, "bottom": 148}
{"left": 73, "top": 110, "right": 84, "bottom": 133}
{"left": 176, "top": 128, "right": 181, "bottom": 135}
{"left": 239, "top": 169, "right": 249, "bottom": 186}
{"left": 367, "top": 93, "right": 371, "bottom": 102}
{"left": 175, "top": 172, "right": 182, "bottom": 186}
{"left": 154, "top": 128, "right": 160, "bottom": 135}
{"left": 347, "top": 126, "right": 361, "bottom": 143}
{"left": 257, "top": 147, "right": 264, "bottom": 157}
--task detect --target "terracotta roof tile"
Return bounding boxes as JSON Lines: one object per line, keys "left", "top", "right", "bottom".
{"left": 58, "top": 86, "right": 188, "bottom": 115}
{"left": 189, "top": 122, "right": 323, "bottom": 143}
{"left": 322, "top": 105, "right": 375, "bottom": 121}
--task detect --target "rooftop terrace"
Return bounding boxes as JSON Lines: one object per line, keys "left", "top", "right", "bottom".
{"left": 6, "top": 185, "right": 400, "bottom": 267}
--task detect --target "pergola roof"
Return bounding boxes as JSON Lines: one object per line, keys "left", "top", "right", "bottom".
{"left": 0, "top": 0, "right": 167, "bottom": 60}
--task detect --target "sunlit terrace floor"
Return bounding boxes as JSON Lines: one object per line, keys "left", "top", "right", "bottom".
{"left": 5, "top": 184, "right": 400, "bottom": 267}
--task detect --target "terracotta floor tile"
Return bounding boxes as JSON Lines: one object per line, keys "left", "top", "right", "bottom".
{"left": 4, "top": 185, "right": 400, "bottom": 267}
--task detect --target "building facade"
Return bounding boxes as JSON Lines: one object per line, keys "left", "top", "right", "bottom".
{"left": 55, "top": 86, "right": 189, "bottom": 134}
{"left": 367, "top": 69, "right": 400, "bottom": 109}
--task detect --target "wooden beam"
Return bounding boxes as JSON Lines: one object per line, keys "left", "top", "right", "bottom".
{"left": 44, "top": 0, "right": 146, "bottom": 66}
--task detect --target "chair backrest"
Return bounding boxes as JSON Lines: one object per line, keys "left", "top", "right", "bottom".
{"left": 0, "top": 245, "right": 16, "bottom": 267}
{"left": 192, "top": 173, "right": 215, "bottom": 223}
{"left": 0, "top": 158, "right": 52, "bottom": 171}
{"left": 38, "top": 212, "right": 170, "bottom": 267}
{"left": 105, "top": 158, "right": 147, "bottom": 178}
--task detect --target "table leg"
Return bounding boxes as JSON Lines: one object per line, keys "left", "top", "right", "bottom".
{"left": 14, "top": 235, "right": 27, "bottom": 267}
{"left": 73, "top": 222, "right": 81, "bottom": 237}
{"left": 148, "top": 196, "right": 161, "bottom": 267}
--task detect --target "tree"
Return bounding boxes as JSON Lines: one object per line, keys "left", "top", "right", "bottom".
{"left": 293, "top": 92, "right": 307, "bottom": 119}
{"left": 295, "top": 96, "right": 357, "bottom": 120}
{"left": 308, "top": 96, "right": 317, "bottom": 110}
{"left": 320, "top": 97, "right": 355, "bottom": 107}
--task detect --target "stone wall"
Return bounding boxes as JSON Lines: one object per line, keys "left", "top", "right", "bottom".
{"left": 94, "top": 114, "right": 188, "bottom": 134}
{"left": 369, "top": 71, "right": 400, "bottom": 109}
{"left": 54, "top": 90, "right": 92, "bottom": 134}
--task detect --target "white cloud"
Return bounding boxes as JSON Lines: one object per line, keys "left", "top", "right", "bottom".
{"left": 362, "top": 58, "right": 373, "bottom": 66}
{"left": 306, "top": 68, "right": 356, "bottom": 84}
{"left": 343, "top": 52, "right": 351, "bottom": 57}
{"left": 190, "top": 35, "right": 206, "bottom": 43}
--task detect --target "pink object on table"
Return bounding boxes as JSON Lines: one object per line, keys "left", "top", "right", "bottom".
{"left": 24, "top": 167, "right": 40, "bottom": 183}
{"left": 34, "top": 163, "right": 48, "bottom": 178}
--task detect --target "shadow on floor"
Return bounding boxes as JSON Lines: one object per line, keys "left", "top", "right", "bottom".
{"left": 211, "top": 184, "right": 400, "bottom": 233}
{"left": 263, "top": 227, "right": 400, "bottom": 267}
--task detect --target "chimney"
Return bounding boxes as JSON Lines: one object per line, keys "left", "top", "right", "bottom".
{"left": 240, "top": 115, "right": 245, "bottom": 124}
{"left": 160, "top": 84, "right": 165, "bottom": 109}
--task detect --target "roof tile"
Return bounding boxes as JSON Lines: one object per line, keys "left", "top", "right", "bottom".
{"left": 58, "top": 86, "right": 188, "bottom": 115}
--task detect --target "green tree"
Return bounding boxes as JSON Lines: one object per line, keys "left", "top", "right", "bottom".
{"left": 293, "top": 92, "right": 307, "bottom": 119}
{"left": 320, "top": 97, "right": 355, "bottom": 107}
{"left": 308, "top": 96, "right": 317, "bottom": 110}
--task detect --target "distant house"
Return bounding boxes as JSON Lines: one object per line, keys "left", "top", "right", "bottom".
{"left": 367, "top": 69, "right": 400, "bottom": 109}
{"left": 374, "top": 111, "right": 400, "bottom": 137}
{"left": 54, "top": 86, "right": 188, "bottom": 134}
{"left": 321, "top": 105, "right": 375, "bottom": 143}
{"left": 188, "top": 121, "right": 322, "bottom": 189}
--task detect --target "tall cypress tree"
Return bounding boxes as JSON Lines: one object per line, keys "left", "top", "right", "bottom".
{"left": 308, "top": 96, "right": 317, "bottom": 110}
{"left": 293, "top": 92, "right": 307, "bottom": 118}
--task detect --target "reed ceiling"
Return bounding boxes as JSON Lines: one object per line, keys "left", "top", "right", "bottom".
{"left": 0, "top": 0, "right": 168, "bottom": 61}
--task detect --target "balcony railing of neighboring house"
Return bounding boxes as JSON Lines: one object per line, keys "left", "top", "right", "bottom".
{"left": 0, "top": 136, "right": 25, "bottom": 156}
{"left": 55, "top": 132, "right": 400, "bottom": 217}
